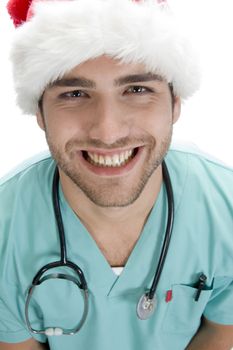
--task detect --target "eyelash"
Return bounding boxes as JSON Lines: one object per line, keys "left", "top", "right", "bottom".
{"left": 126, "top": 86, "right": 154, "bottom": 94}
{"left": 60, "top": 91, "right": 86, "bottom": 99}
{"left": 59, "top": 86, "right": 154, "bottom": 99}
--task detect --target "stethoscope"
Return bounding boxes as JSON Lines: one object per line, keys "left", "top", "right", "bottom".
{"left": 25, "top": 160, "right": 174, "bottom": 336}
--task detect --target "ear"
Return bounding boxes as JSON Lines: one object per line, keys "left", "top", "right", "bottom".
{"left": 36, "top": 110, "right": 46, "bottom": 131}
{"left": 172, "top": 96, "right": 181, "bottom": 124}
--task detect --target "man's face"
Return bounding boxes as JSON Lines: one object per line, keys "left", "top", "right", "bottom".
{"left": 37, "top": 55, "right": 181, "bottom": 207}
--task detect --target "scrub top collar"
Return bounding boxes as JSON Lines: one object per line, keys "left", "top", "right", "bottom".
{"left": 57, "top": 154, "right": 188, "bottom": 297}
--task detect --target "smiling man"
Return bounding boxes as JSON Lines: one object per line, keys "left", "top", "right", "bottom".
{"left": 0, "top": 0, "right": 233, "bottom": 350}
{"left": 38, "top": 58, "right": 178, "bottom": 210}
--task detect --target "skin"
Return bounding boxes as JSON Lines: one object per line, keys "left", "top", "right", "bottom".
{"left": 39, "top": 56, "right": 177, "bottom": 262}
{"left": 0, "top": 339, "right": 48, "bottom": 349}
{"left": 39, "top": 57, "right": 178, "bottom": 208}
{"left": 1, "top": 56, "right": 232, "bottom": 349}
{"left": 186, "top": 318, "right": 233, "bottom": 349}
{"left": 36, "top": 55, "right": 180, "bottom": 266}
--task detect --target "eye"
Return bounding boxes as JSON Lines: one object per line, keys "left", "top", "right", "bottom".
{"left": 59, "top": 90, "right": 88, "bottom": 99}
{"left": 125, "top": 86, "right": 154, "bottom": 95}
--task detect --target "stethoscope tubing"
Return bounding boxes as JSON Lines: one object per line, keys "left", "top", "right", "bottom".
{"left": 25, "top": 160, "right": 174, "bottom": 334}
{"left": 147, "top": 161, "right": 174, "bottom": 300}
{"left": 52, "top": 166, "right": 67, "bottom": 264}
{"left": 25, "top": 273, "right": 89, "bottom": 335}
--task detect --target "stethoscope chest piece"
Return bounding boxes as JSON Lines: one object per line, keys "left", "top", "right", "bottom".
{"left": 136, "top": 293, "right": 157, "bottom": 320}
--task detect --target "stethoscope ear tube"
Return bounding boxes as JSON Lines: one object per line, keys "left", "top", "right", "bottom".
{"left": 137, "top": 161, "right": 174, "bottom": 320}
{"left": 25, "top": 273, "right": 89, "bottom": 336}
{"left": 148, "top": 161, "right": 174, "bottom": 299}
{"left": 25, "top": 166, "right": 89, "bottom": 336}
{"left": 25, "top": 161, "right": 174, "bottom": 331}
{"left": 52, "top": 167, "right": 67, "bottom": 264}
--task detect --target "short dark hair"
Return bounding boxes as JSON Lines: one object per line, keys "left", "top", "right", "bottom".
{"left": 38, "top": 94, "right": 44, "bottom": 115}
{"left": 169, "top": 83, "right": 176, "bottom": 108}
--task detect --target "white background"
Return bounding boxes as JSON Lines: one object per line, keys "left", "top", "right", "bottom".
{"left": 0, "top": 0, "right": 233, "bottom": 176}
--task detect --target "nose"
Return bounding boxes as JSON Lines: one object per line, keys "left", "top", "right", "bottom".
{"left": 88, "top": 98, "right": 130, "bottom": 145}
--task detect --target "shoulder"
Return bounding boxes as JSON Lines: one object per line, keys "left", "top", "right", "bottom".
{"left": 164, "top": 143, "right": 233, "bottom": 278}
{"left": 0, "top": 150, "right": 55, "bottom": 211}
{"left": 0, "top": 151, "right": 55, "bottom": 254}
{"left": 167, "top": 142, "right": 233, "bottom": 214}
{"left": 0, "top": 150, "right": 55, "bottom": 196}
{"left": 0, "top": 150, "right": 54, "bottom": 187}
{"left": 168, "top": 141, "right": 233, "bottom": 172}
{"left": 167, "top": 142, "right": 233, "bottom": 193}
{"left": 166, "top": 143, "right": 233, "bottom": 268}
{"left": 167, "top": 141, "right": 233, "bottom": 219}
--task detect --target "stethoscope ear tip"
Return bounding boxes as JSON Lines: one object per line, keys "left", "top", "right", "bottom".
{"left": 45, "top": 327, "right": 63, "bottom": 336}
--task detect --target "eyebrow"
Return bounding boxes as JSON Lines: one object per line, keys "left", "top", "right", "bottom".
{"left": 49, "top": 77, "right": 95, "bottom": 89}
{"left": 48, "top": 73, "right": 164, "bottom": 89}
{"left": 115, "top": 73, "right": 163, "bottom": 86}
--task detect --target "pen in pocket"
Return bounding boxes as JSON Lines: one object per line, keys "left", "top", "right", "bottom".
{"left": 194, "top": 273, "right": 207, "bottom": 302}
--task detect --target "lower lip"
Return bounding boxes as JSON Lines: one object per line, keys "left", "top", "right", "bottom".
{"left": 78, "top": 147, "right": 144, "bottom": 177}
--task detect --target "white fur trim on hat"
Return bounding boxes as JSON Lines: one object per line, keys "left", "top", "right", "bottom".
{"left": 10, "top": 0, "right": 201, "bottom": 115}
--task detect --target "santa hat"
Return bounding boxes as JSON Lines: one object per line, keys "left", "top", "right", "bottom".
{"left": 7, "top": 0, "right": 201, "bottom": 115}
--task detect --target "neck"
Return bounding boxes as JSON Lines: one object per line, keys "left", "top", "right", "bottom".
{"left": 59, "top": 166, "right": 163, "bottom": 266}
{"left": 59, "top": 165, "right": 162, "bottom": 233}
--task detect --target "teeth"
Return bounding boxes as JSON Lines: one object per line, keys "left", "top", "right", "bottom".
{"left": 105, "top": 156, "right": 112, "bottom": 166}
{"left": 113, "top": 154, "right": 121, "bottom": 166}
{"left": 86, "top": 149, "right": 134, "bottom": 167}
{"left": 99, "top": 155, "right": 105, "bottom": 165}
{"left": 94, "top": 154, "right": 99, "bottom": 164}
{"left": 120, "top": 152, "right": 125, "bottom": 163}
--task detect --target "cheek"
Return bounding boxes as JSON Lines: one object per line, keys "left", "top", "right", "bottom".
{"left": 43, "top": 101, "right": 90, "bottom": 137}
{"left": 42, "top": 95, "right": 173, "bottom": 145}
{"left": 44, "top": 113, "right": 84, "bottom": 149}
{"left": 136, "top": 104, "right": 173, "bottom": 136}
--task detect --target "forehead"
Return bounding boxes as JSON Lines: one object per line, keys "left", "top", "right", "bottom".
{"left": 69, "top": 55, "right": 148, "bottom": 73}
{"left": 65, "top": 55, "right": 164, "bottom": 80}
{"left": 48, "top": 55, "right": 165, "bottom": 89}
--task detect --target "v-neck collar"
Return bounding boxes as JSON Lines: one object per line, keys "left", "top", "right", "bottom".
{"left": 57, "top": 154, "right": 187, "bottom": 297}
{"left": 59, "top": 183, "right": 165, "bottom": 297}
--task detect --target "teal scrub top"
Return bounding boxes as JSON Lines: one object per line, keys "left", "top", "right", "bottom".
{"left": 0, "top": 145, "right": 233, "bottom": 350}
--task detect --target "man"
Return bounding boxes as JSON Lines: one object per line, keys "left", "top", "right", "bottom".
{"left": 0, "top": 0, "right": 233, "bottom": 349}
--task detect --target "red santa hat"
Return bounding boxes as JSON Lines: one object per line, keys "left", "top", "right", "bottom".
{"left": 7, "top": 0, "right": 201, "bottom": 115}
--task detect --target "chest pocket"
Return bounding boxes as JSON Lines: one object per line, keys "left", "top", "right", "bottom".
{"left": 162, "top": 284, "right": 213, "bottom": 333}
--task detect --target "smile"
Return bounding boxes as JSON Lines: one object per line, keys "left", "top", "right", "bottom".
{"left": 82, "top": 148, "right": 138, "bottom": 168}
